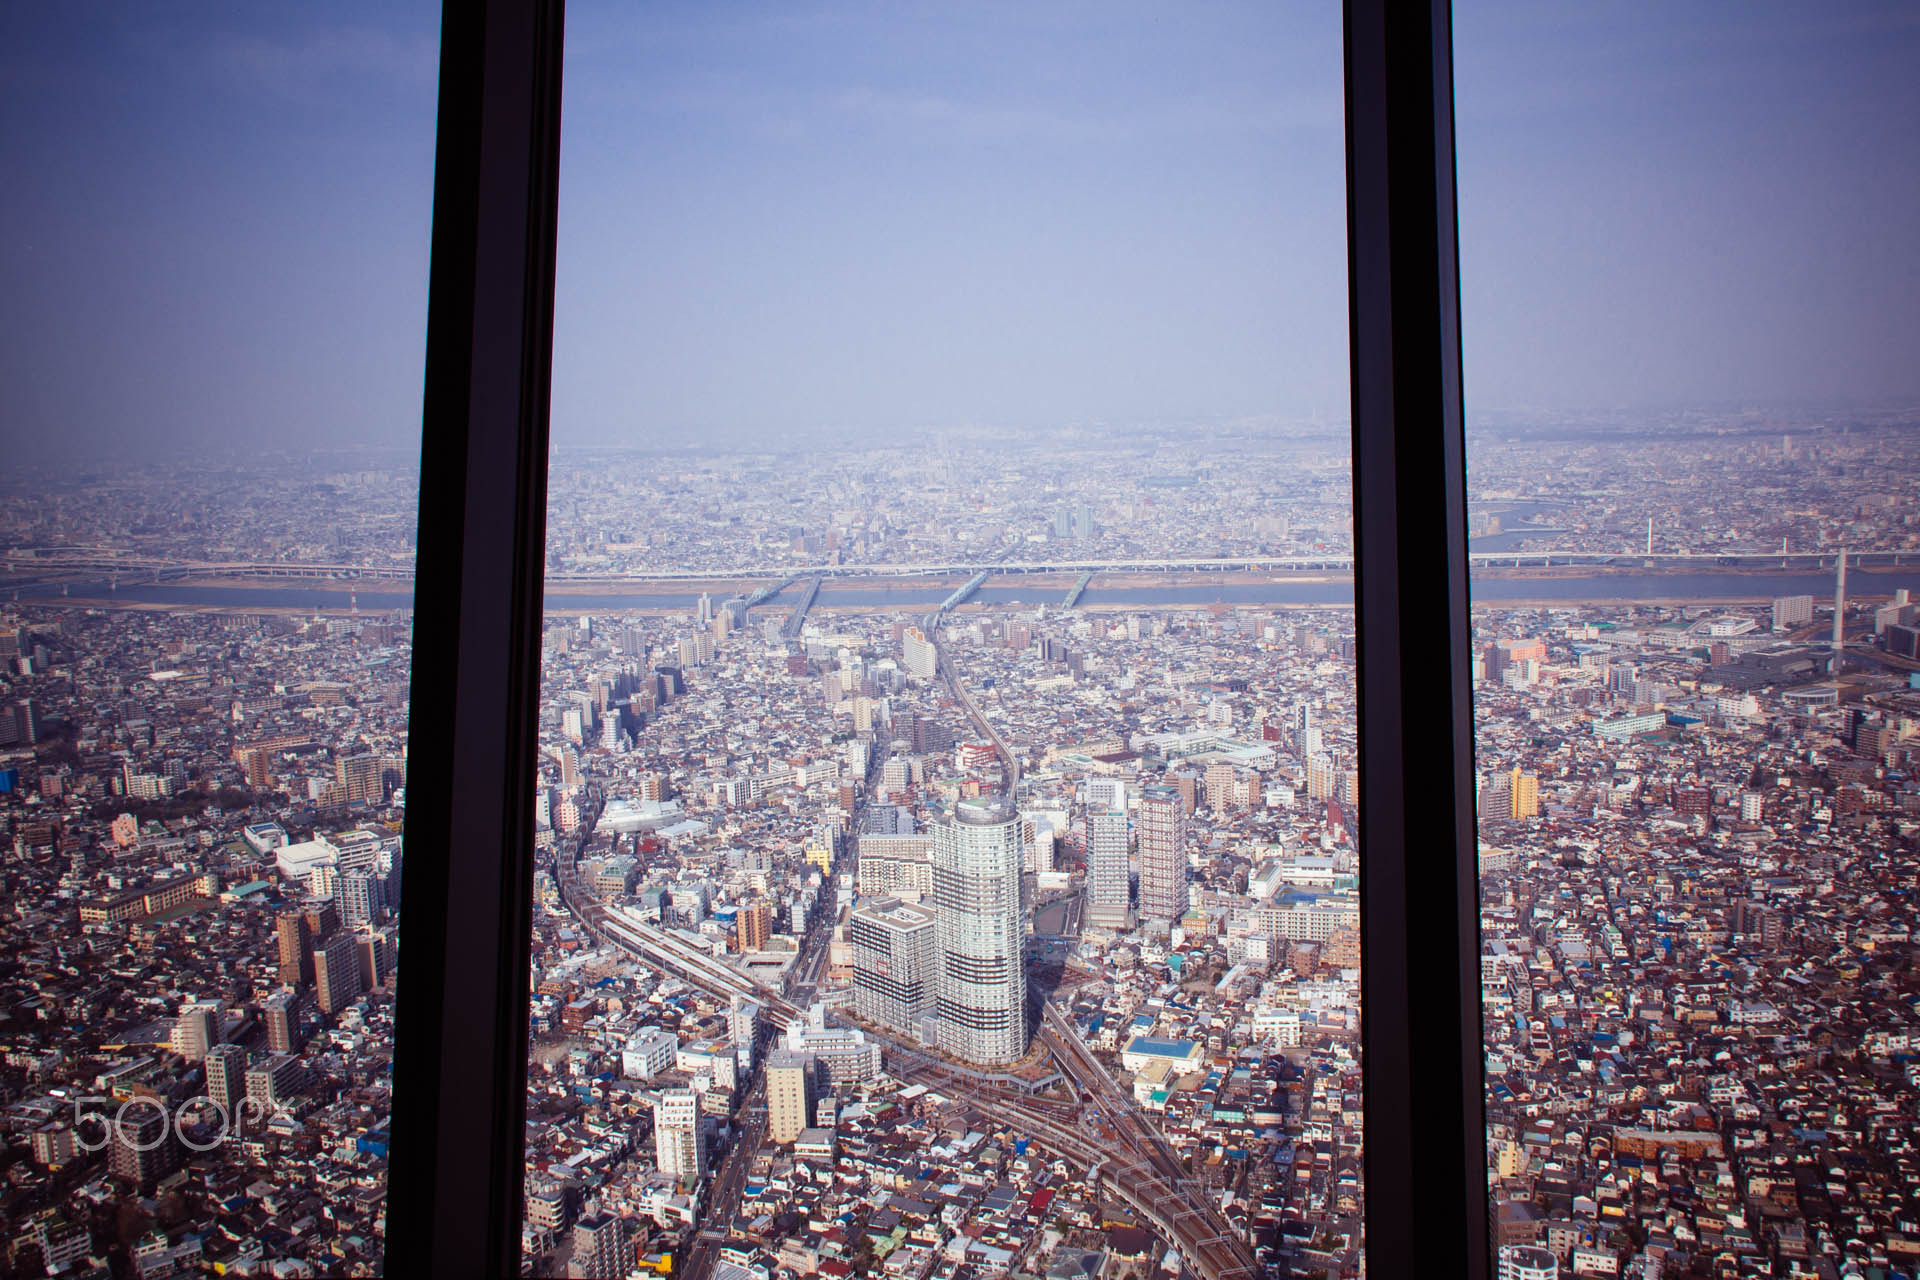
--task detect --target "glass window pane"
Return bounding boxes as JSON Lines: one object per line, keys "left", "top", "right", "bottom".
{"left": 532, "top": 4, "right": 1360, "bottom": 1276}
{"left": 1458, "top": 5, "right": 1920, "bottom": 1277}
{"left": 0, "top": 6, "right": 438, "bottom": 1276}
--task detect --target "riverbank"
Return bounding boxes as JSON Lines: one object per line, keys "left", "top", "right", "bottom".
{"left": 9, "top": 566, "right": 1915, "bottom": 617}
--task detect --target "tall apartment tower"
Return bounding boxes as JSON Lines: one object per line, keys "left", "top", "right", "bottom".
{"left": 652, "top": 1088, "right": 704, "bottom": 1183}
{"left": 170, "top": 1000, "right": 222, "bottom": 1062}
{"left": 357, "top": 928, "right": 393, "bottom": 989}
{"left": 735, "top": 901, "right": 771, "bottom": 953}
{"left": 314, "top": 932, "right": 362, "bottom": 1015}
{"left": 1203, "top": 761, "right": 1236, "bottom": 811}
{"left": 1496, "top": 1244, "right": 1559, "bottom": 1280}
{"left": 729, "top": 995, "right": 760, "bottom": 1071}
{"left": 335, "top": 752, "right": 382, "bottom": 805}
{"left": 1137, "top": 784, "right": 1188, "bottom": 926}
{"left": 245, "top": 1055, "right": 307, "bottom": 1113}
{"left": 572, "top": 1212, "right": 634, "bottom": 1280}
{"left": 242, "top": 746, "right": 274, "bottom": 791}
{"left": 262, "top": 990, "right": 302, "bottom": 1054}
{"left": 1509, "top": 767, "right": 1539, "bottom": 820}
{"left": 1771, "top": 594, "right": 1814, "bottom": 632}
{"left": 1085, "top": 808, "right": 1132, "bottom": 932}
{"left": 340, "top": 868, "right": 384, "bottom": 927}
{"left": 931, "top": 798, "right": 1027, "bottom": 1067}
{"left": 1293, "top": 701, "right": 1320, "bottom": 757}
{"left": 109, "top": 1104, "right": 180, "bottom": 1190}
{"left": 275, "top": 912, "right": 313, "bottom": 988}
{"left": 303, "top": 898, "right": 341, "bottom": 942}
{"left": 766, "top": 1047, "right": 814, "bottom": 1144}
{"left": 204, "top": 1043, "right": 247, "bottom": 1121}
{"left": 901, "top": 626, "right": 938, "bottom": 680}
{"left": 525, "top": 1177, "right": 577, "bottom": 1236}
{"left": 850, "top": 896, "right": 939, "bottom": 1037}
{"left": 1305, "top": 754, "right": 1338, "bottom": 801}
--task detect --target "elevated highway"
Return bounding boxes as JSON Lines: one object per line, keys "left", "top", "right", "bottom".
{"left": 779, "top": 575, "right": 822, "bottom": 640}
{"left": 10, "top": 545, "right": 1919, "bottom": 588}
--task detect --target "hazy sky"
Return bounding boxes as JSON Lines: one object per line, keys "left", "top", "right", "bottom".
{"left": 1455, "top": 3, "right": 1920, "bottom": 417}
{"left": 552, "top": 1, "right": 1349, "bottom": 448}
{"left": 0, "top": 2, "right": 441, "bottom": 465}
{"left": 2, "top": 2, "right": 1916, "bottom": 464}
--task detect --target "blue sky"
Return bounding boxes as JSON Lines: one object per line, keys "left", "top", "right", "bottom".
{"left": 551, "top": 2, "right": 1349, "bottom": 448}
{"left": 0, "top": 2, "right": 440, "bottom": 463}
{"left": 1455, "top": 3, "right": 1920, "bottom": 416}
{"left": 1, "top": 2, "right": 1915, "bottom": 462}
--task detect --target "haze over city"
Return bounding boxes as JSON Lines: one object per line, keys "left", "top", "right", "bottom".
{"left": 1, "top": 1, "right": 1917, "bottom": 465}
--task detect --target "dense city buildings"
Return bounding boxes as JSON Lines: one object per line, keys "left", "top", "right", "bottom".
{"left": 3, "top": 411, "right": 1919, "bottom": 1277}
{"left": 491, "top": 463, "right": 1384, "bottom": 1274}
{"left": 4, "top": 0, "right": 1916, "bottom": 1269}
{"left": 0, "top": 595, "right": 408, "bottom": 1276}
{"left": 1473, "top": 589, "right": 1920, "bottom": 1279}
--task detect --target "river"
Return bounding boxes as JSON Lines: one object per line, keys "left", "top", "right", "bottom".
{"left": 7, "top": 567, "right": 1915, "bottom": 614}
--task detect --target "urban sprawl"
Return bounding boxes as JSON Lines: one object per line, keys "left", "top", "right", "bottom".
{"left": 1, "top": 418, "right": 1918, "bottom": 1280}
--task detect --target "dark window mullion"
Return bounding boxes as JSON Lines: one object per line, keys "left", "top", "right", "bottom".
{"left": 388, "top": 1, "right": 566, "bottom": 1276}
{"left": 1345, "top": 0, "right": 1489, "bottom": 1275}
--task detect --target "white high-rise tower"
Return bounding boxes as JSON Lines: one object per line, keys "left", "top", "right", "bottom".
{"left": 652, "top": 1088, "right": 704, "bottom": 1184}
{"left": 1137, "top": 783, "right": 1187, "bottom": 926}
{"left": 1085, "top": 807, "right": 1132, "bottom": 931}
{"left": 931, "top": 798, "right": 1027, "bottom": 1066}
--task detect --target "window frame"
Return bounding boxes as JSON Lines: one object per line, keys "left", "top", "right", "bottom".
{"left": 1345, "top": 2, "right": 1489, "bottom": 1273}
{"left": 386, "top": 0, "right": 1489, "bottom": 1275}
{"left": 386, "top": 2, "right": 565, "bottom": 1275}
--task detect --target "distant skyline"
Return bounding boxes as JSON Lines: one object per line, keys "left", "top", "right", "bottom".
{"left": 2, "top": 2, "right": 1916, "bottom": 465}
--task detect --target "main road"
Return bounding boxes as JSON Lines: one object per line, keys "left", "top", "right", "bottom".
{"left": 678, "top": 1076, "right": 767, "bottom": 1280}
